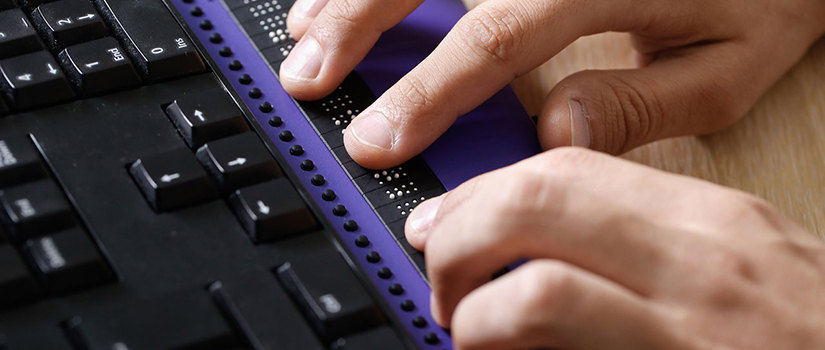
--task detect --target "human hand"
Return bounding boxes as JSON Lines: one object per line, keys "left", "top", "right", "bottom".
{"left": 402, "top": 148, "right": 825, "bottom": 350}
{"left": 280, "top": 0, "right": 825, "bottom": 169}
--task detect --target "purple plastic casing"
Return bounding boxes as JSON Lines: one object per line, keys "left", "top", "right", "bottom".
{"left": 171, "top": 0, "right": 539, "bottom": 348}
{"left": 357, "top": 1, "right": 541, "bottom": 190}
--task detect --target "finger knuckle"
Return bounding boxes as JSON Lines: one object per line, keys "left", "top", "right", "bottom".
{"left": 390, "top": 74, "right": 435, "bottom": 115}
{"left": 694, "top": 246, "right": 755, "bottom": 304}
{"left": 512, "top": 261, "right": 579, "bottom": 332}
{"left": 324, "top": 0, "right": 361, "bottom": 26}
{"left": 600, "top": 74, "right": 664, "bottom": 153}
{"left": 455, "top": 5, "right": 523, "bottom": 67}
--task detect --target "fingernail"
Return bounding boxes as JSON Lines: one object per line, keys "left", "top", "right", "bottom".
{"left": 292, "top": 0, "right": 327, "bottom": 19}
{"left": 568, "top": 100, "right": 591, "bottom": 148}
{"left": 409, "top": 195, "right": 444, "bottom": 234}
{"left": 348, "top": 112, "right": 395, "bottom": 151}
{"left": 281, "top": 36, "right": 323, "bottom": 81}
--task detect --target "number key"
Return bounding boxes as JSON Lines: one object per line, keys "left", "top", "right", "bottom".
{"left": 58, "top": 37, "right": 140, "bottom": 96}
{"left": 31, "top": 0, "right": 108, "bottom": 50}
{"left": 0, "top": 51, "right": 76, "bottom": 109}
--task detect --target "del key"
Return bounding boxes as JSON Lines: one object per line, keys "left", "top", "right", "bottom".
{"left": 96, "top": 0, "right": 204, "bottom": 81}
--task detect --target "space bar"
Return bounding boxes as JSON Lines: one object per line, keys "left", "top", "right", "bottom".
{"left": 96, "top": 0, "right": 205, "bottom": 81}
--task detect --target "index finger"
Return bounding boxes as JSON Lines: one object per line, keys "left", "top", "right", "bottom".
{"left": 343, "top": 0, "right": 646, "bottom": 169}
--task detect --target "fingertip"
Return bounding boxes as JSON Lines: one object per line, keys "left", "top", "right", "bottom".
{"left": 286, "top": 0, "right": 328, "bottom": 39}
{"left": 404, "top": 194, "right": 444, "bottom": 250}
{"left": 536, "top": 96, "right": 575, "bottom": 150}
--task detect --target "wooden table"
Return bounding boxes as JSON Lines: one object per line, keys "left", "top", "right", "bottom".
{"left": 464, "top": 0, "right": 825, "bottom": 238}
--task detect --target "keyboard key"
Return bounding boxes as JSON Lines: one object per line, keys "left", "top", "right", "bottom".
{"left": 165, "top": 89, "right": 250, "bottom": 148}
{"left": 97, "top": 0, "right": 205, "bottom": 81}
{"left": 129, "top": 147, "right": 218, "bottom": 212}
{"left": 0, "top": 244, "right": 41, "bottom": 310}
{"left": 0, "top": 9, "right": 44, "bottom": 59}
{"left": 58, "top": 37, "right": 140, "bottom": 96}
{"left": 276, "top": 250, "right": 383, "bottom": 341}
{"left": 0, "top": 180, "right": 77, "bottom": 242}
{"left": 65, "top": 290, "right": 243, "bottom": 349}
{"left": 0, "top": 135, "right": 48, "bottom": 188}
{"left": 196, "top": 133, "right": 282, "bottom": 192}
{"left": 229, "top": 179, "right": 318, "bottom": 243}
{"left": 331, "top": 327, "right": 406, "bottom": 350}
{"left": 23, "top": 228, "right": 114, "bottom": 294}
{"left": 0, "top": 51, "right": 75, "bottom": 109}
{"left": 31, "top": 0, "right": 108, "bottom": 50}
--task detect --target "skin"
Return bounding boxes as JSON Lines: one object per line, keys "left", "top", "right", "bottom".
{"left": 279, "top": 0, "right": 825, "bottom": 348}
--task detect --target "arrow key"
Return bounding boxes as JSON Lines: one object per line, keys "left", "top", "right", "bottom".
{"left": 0, "top": 51, "right": 75, "bottom": 110}
{"left": 165, "top": 88, "right": 250, "bottom": 149}
{"left": 196, "top": 132, "right": 283, "bottom": 193}
{"left": 229, "top": 179, "right": 318, "bottom": 243}
{"left": 129, "top": 147, "right": 218, "bottom": 212}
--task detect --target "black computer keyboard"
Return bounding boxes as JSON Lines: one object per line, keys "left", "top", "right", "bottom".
{"left": 0, "top": 0, "right": 472, "bottom": 348}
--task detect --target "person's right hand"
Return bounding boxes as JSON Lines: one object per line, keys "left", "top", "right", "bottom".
{"left": 280, "top": 0, "right": 825, "bottom": 169}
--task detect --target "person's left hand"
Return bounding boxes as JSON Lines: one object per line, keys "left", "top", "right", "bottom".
{"left": 405, "top": 148, "right": 825, "bottom": 350}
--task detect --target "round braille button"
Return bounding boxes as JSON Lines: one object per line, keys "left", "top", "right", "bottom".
{"left": 259, "top": 102, "right": 273, "bottom": 113}
{"left": 289, "top": 145, "right": 304, "bottom": 156}
{"left": 355, "top": 235, "right": 369, "bottom": 247}
{"left": 219, "top": 47, "right": 233, "bottom": 57}
{"left": 377, "top": 267, "right": 392, "bottom": 279}
{"left": 366, "top": 251, "right": 381, "bottom": 263}
{"left": 424, "top": 333, "right": 440, "bottom": 344}
{"left": 199, "top": 20, "right": 213, "bottom": 30}
{"left": 321, "top": 190, "right": 336, "bottom": 201}
{"left": 344, "top": 220, "right": 358, "bottom": 232}
{"left": 332, "top": 205, "right": 347, "bottom": 216}
{"left": 209, "top": 33, "right": 223, "bottom": 44}
{"left": 389, "top": 283, "right": 404, "bottom": 295}
{"left": 300, "top": 160, "right": 314, "bottom": 171}
{"left": 229, "top": 60, "right": 243, "bottom": 71}
{"left": 412, "top": 316, "right": 428, "bottom": 328}
{"left": 279, "top": 130, "right": 294, "bottom": 141}
{"left": 248, "top": 88, "right": 262, "bottom": 98}
{"left": 268, "top": 116, "right": 282, "bottom": 127}
{"left": 400, "top": 299, "right": 415, "bottom": 311}
{"left": 311, "top": 175, "right": 325, "bottom": 186}
{"left": 239, "top": 74, "right": 252, "bottom": 85}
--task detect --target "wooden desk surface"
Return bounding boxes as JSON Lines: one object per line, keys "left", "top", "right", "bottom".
{"left": 465, "top": 0, "right": 825, "bottom": 238}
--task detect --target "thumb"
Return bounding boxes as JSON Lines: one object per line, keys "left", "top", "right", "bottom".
{"left": 537, "top": 43, "right": 758, "bottom": 154}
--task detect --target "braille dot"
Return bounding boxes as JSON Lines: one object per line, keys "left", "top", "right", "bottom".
{"left": 388, "top": 283, "right": 404, "bottom": 295}
{"left": 248, "top": 88, "right": 262, "bottom": 98}
{"left": 209, "top": 33, "right": 223, "bottom": 44}
{"left": 199, "top": 20, "right": 213, "bottom": 30}
{"left": 322, "top": 189, "right": 336, "bottom": 201}
{"left": 344, "top": 220, "right": 358, "bottom": 232}
{"left": 259, "top": 102, "right": 273, "bottom": 113}
{"left": 311, "top": 175, "right": 325, "bottom": 186}
{"left": 400, "top": 299, "right": 415, "bottom": 311}
{"left": 229, "top": 60, "right": 243, "bottom": 70}
{"left": 424, "top": 333, "right": 440, "bottom": 344}
{"left": 190, "top": 6, "right": 204, "bottom": 16}
{"left": 279, "top": 130, "right": 293, "bottom": 141}
{"left": 300, "top": 160, "right": 315, "bottom": 171}
{"left": 289, "top": 145, "right": 304, "bottom": 156}
{"left": 412, "top": 316, "right": 428, "bottom": 328}
{"left": 239, "top": 74, "right": 253, "bottom": 85}
{"left": 332, "top": 205, "right": 347, "bottom": 216}
{"left": 268, "top": 115, "right": 282, "bottom": 126}
{"left": 354, "top": 235, "right": 369, "bottom": 247}
{"left": 377, "top": 267, "right": 392, "bottom": 279}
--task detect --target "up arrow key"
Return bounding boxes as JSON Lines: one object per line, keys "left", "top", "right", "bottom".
{"left": 257, "top": 200, "right": 270, "bottom": 215}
